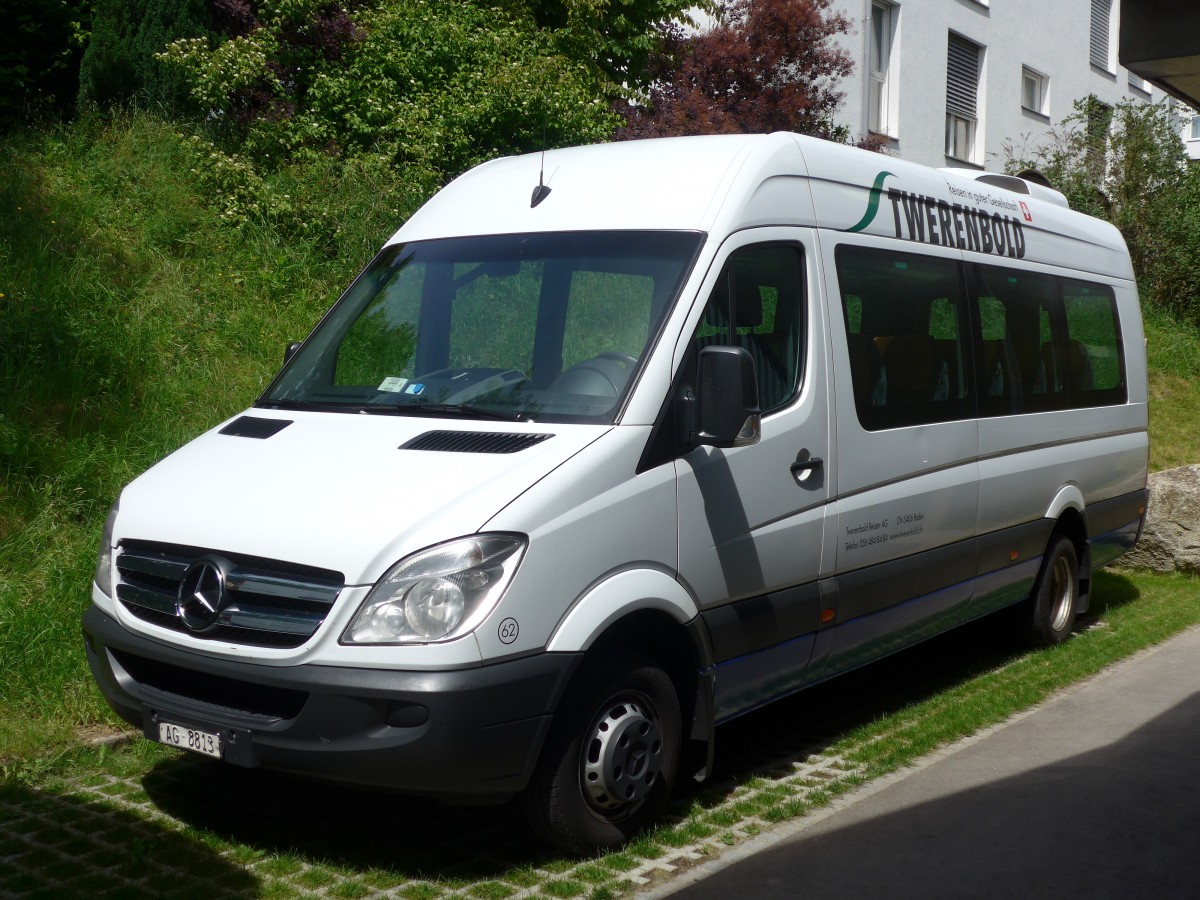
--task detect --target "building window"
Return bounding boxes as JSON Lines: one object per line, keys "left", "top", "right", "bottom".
{"left": 1022, "top": 67, "right": 1047, "bottom": 115}
{"left": 869, "top": 1, "right": 898, "bottom": 136}
{"left": 946, "top": 34, "right": 981, "bottom": 162}
{"left": 1084, "top": 96, "right": 1113, "bottom": 178}
{"left": 1090, "top": 0, "right": 1112, "bottom": 72}
{"left": 1128, "top": 72, "right": 1151, "bottom": 96}
{"left": 1190, "top": 115, "right": 1200, "bottom": 141}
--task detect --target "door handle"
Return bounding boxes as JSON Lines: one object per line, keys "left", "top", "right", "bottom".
{"left": 790, "top": 449, "right": 823, "bottom": 485}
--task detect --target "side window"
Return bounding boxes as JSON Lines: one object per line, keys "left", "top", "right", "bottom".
{"left": 970, "top": 265, "right": 1125, "bottom": 413}
{"left": 1063, "top": 280, "right": 1125, "bottom": 402}
{"left": 693, "top": 244, "right": 806, "bottom": 413}
{"left": 973, "top": 266, "right": 1061, "bottom": 414}
{"left": 835, "top": 245, "right": 970, "bottom": 430}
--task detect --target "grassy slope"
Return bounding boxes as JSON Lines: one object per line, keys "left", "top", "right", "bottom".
{"left": 1143, "top": 305, "right": 1200, "bottom": 472}
{"left": 0, "top": 114, "right": 408, "bottom": 753}
{"left": 2, "top": 113, "right": 1198, "bottom": 757}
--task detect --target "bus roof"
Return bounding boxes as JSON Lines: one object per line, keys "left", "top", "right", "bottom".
{"left": 392, "top": 133, "right": 1133, "bottom": 281}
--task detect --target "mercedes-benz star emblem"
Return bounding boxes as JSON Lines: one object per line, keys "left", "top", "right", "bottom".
{"left": 177, "top": 559, "right": 226, "bottom": 632}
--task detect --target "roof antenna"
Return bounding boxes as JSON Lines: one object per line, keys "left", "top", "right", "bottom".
{"left": 531, "top": 123, "right": 552, "bottom": 208}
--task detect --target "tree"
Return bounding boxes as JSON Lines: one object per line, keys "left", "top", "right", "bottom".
{"left": 156, "top": 0, "right": 641, "bottom": 235}
{"left": 516, "top": 0, "right": 711, "bottom": 94}
{"left": 618, "top": 0, "right": 854, "bottom": 140}
{"left": 0, "top": 0, "right": 87, "bottom": 124}
{"left": 161, "top": 0, "right": 621, "bottom": 176}
{"left": 77, "top": 0, "right": 216, "bottom": 111}
{"left": 1006, "top": 98, "right": 1200, "bottom": 323}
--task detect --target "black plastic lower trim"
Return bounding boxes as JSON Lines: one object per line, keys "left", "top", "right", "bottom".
{"left": 83, "top": 606, "right": 581, "bottom": 799}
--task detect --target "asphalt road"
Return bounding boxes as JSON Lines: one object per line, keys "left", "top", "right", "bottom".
{"left": 660, "top": 624, "right": 1200, "bottom": 900}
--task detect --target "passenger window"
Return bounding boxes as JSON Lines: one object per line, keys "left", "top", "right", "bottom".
{"left": 1063, "top": 281, "right": 1125, "bottom": 400}
{"left": 835, "top": 245, "right": 970, "bottom": 430}
{"left": 973, "top": 267, "right": 1061, "bottom": 414}
{"left": 971, "top": 266, "right": 1125, "bottom": 413}
{"left": 694, "top": 245, "right": 805, "bottom": 413}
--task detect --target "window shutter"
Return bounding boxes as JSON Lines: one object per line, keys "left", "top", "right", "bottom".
{"left": 946, "top": 34, "right": 979, "bottom": 119}
{"left": 1090, "top": 0, "right": 1111, "bottom": 69}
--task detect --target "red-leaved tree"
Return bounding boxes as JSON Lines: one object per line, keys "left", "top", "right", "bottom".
{"left": 620, "top": 0, "right": 855, "bottom": 140}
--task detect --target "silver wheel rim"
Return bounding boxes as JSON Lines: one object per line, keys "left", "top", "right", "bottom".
{"left": 581, "top": 694, "right": 664, "bottom": 812}
{"left": 1048, "top": 553, "right": 1076, "bottom": 633}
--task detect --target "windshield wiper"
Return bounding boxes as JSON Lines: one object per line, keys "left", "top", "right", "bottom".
{"left": 359, "top": 402, "right": 533, "bottom": 423}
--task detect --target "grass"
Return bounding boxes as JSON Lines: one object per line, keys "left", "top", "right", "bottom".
{"left": 1143, "top": 304, "right": 1200, "bottom": 471}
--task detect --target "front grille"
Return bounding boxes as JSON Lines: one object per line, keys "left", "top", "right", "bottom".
{"left": 111, "top": 649, "right": 307, "bottom": 720}
{"left": 115, "top": 540, "right": 344, "bottom": 648}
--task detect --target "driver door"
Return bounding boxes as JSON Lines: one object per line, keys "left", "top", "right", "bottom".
{"left": 675, "top": 229, "right": 834, "bottom": 721}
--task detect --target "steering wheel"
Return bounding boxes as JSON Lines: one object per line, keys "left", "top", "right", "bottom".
{"left": 553, "top": 353, "right": 639, "bottom": 399}
{"left": 595, "top": 351, "right": 638, "bottom": 367}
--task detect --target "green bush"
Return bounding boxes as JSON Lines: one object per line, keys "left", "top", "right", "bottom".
{"left": 77, "top": 0, "right": 216, "bottom": 112}
{"left": 1006, "top": 98, "right": 1200, "bottom": 324}
{"left": 163, "top": 0, "right": 620, "bottom": 166}
{"left": 0, "top": 0, "right": 87, "bottom": 123}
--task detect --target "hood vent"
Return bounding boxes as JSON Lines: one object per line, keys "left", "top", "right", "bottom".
{"left": 219, "top": 416, "right": 293, "bottom": 439}
{"left": 400, "top": 431, "right": 553, "bottom": 454}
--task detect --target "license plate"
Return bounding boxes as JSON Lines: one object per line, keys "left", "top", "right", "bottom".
{"left": 158, "top": 721, "right": 222, "bottom": 759}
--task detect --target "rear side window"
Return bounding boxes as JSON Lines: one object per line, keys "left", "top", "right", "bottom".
{"left": 1063, "top": 280, "right": 1125, "bottom": 401}
{"left": 974, "top": 264, "right": 1125, "bottom": 413}
{"left": 835, "top": 245, "right": 972, "bottom": 430}
{"left": 836, "top": 248, "right": 1127, "bottom": 430}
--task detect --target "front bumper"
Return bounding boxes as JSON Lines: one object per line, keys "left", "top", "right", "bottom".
{"left": 83, "top": 606, "right": 581, "bottom": 800}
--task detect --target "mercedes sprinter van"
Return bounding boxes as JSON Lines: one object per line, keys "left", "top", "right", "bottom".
{"left": 84, "top": 133, "right": 1148, "bottom": 852}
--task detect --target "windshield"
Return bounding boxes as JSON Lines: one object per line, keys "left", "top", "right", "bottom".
{"left": 260, "top": 231, "right": 703, "bottom": 423}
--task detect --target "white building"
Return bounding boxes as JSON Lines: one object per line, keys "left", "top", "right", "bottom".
{"left": 825, "top": 0, "right": 1199, "bottom": 168}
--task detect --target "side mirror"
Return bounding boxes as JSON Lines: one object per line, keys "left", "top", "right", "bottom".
{"left": 697, "top": 345, "right": 761, "bottom": 448}
{"left": 284, "top": 341, "right": 303, "bottom": 366}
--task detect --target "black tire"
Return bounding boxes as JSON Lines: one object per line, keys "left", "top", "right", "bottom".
{"left": 522, "top": 656, "right": 681, "bottom": 855}
{"left": 1027, "top": 534, "right": 1080, "bottom": 648}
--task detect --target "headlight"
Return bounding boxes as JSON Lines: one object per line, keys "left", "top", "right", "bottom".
{"left": 342, "top": 534, "right": 526, "bottom": 644}
{"left": 94, "top": 499, "right": 120, "bottom": 597}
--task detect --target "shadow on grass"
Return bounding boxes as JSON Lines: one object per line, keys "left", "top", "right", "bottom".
{"left": 137, "top": 573, "right": 1142, "bottom": 880}
{"left": 1085, "top": 568, "right": 1141, "bottom": 617}
{"left": 141, "top": 758, "right": 559, "bottom": 881}
{"left": 0, "top": 778, "right": 258, "bottom": 897}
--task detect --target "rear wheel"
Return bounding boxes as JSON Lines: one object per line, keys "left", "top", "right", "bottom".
{"left": 1027, "top": 534, "right": 1080, "bottom": 648}
{"left": 522, "top": 656, "right": 681, "bottom": 854}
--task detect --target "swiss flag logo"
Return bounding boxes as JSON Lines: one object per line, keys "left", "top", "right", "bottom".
{"left": 1020, "top": 201, "right": 1033, "bottom": 223}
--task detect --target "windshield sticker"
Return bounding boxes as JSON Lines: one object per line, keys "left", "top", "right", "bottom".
{"left": 378, "top": 376, "right": 408, "bottom": 393}
{"left": 850, "top": 171, "right": 1029, "bottom": 260}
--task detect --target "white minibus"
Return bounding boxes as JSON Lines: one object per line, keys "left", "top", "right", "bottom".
{"left": 84, "top": 133, "right": 1148, "bottom": 852}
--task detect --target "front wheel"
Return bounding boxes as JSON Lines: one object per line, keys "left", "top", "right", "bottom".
{"left": 1027, "top": 534, "right": 1080, "bottom": 648}
{"left": 522, "top": 657, "right": 681, "bottom": 854}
